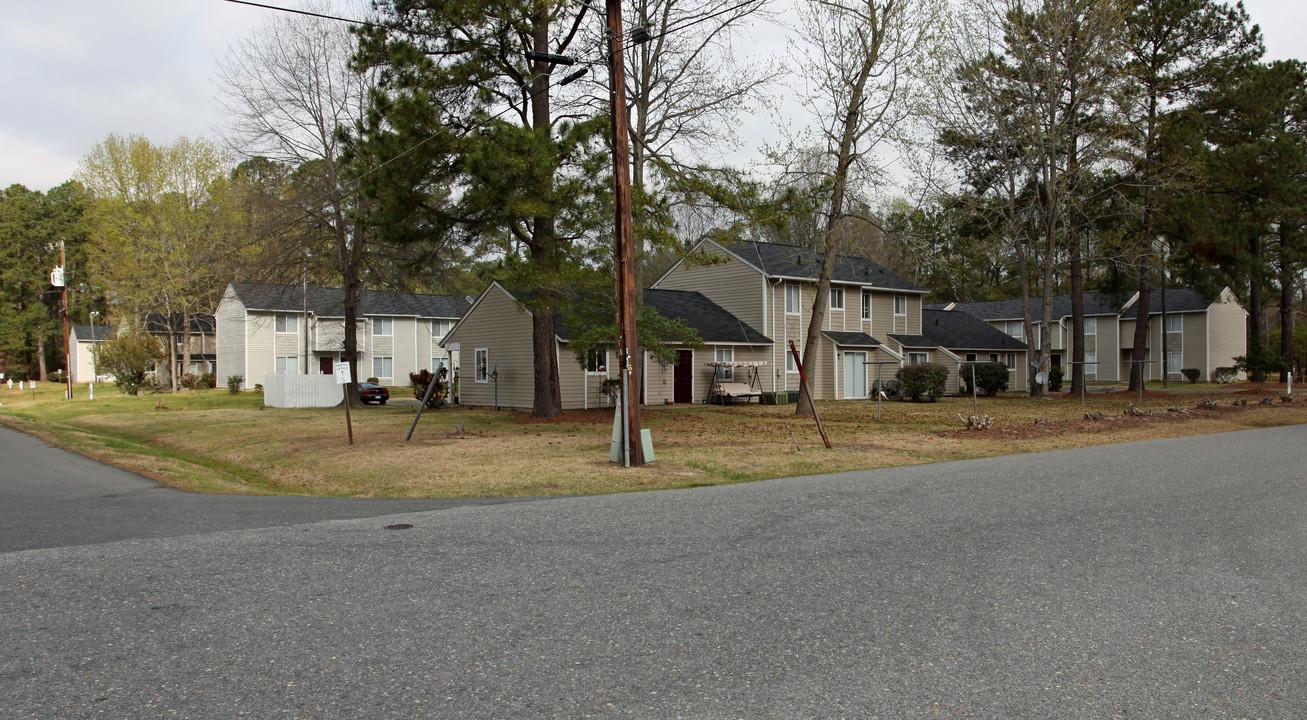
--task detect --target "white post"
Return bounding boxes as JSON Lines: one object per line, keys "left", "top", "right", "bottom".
{"left": 89, "top": 383, "right": 94, "bottom": 400}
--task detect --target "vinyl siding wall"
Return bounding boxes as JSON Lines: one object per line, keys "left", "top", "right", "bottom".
{"left": 215, "top": 287, "right": 247, "bottom": 387}
{"left": 1207, "top": 288, "right": 1248, "bottom": 380}
{"left": 655, "top": 244, "right": 765, "bottom": 336}
{"left": 444, "top": 286, "right": 536, "bottom": 410}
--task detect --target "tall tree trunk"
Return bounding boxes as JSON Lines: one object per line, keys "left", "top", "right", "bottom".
{"left": 529, "top": 14, "right": 564, "bottom": 418}
{"left": 37, "top": 334, "right": 47, "bottom": 381}
{"left": 1248, "top": 233, "right": 1265, "bottom": 383}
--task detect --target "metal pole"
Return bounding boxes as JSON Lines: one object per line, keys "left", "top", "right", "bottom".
{"left": 406, "top": 371, "right": 441, "bottom": 441}
{"left": 972, "top": 363, "right": 978, "bottom": 414}
{"left": 877, "top": 364, "right": 883, "bottom": 421}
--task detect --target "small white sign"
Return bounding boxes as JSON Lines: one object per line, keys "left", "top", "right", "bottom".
{"left": 50, "top": 267, "right": 65, "bottom": 288}
{"left": 334, "top": 362, "right": 352, "bottom": 384}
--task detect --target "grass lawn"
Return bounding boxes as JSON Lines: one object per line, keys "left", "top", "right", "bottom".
{"left": 1, "top": 381, "right": 1303, "bottom": 497}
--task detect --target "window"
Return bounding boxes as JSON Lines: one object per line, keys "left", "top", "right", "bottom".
{"left": 785, "top": 284, "right": 801, "bottom": 314}
{"left": 786, "top": 350, "right": 798, "bottom": 373}
{"left": 274, "top": 356, "right": 300, "bottom": 374}
{"left": 965, "top": 353, "right": 977, "bottom": 362}
{"left": 274, "top": 313, "right": 297, "bottom": 334}
{"left": 584, "top": 348, "right": 609, "bottom": 374}
{"left": 372, "top": 356, "right": 393, "bottom": 379}
{"left": 861, "top": 291, "right": 872, "bottom": 320}
{"left": 475, "top": 349, "right": 489, "bottom": 383}
{"left": 1165, "top": 351, "right": 1182, "bottom": 376}
{"left": 1164, "top": 314, "right": 1182, "bottom": 333}
{"left": 894, "top": 295, "right": 907, "bottom": 316}
{"left": 715, "top": 347, "right": 734, "bottom": 380}
{"left": 990, "top": 353, "right": 999, "bottom": 363}
{"left": 1005, "top": 321, "right": 1023, "bottom": 339}
{"left": 830, "top": 287, "right": 844, "bottom": 310}
{"left": 1083, "top": 317, "right": 1097, "bottom": 335}
{"left": 1085, "top": 352, "right": 1098, "bottom": 378}
{"left": 432, "top": 319, "right": 452, "bottom": 337}
{"left": 373, "top": 317, "right": 393, "bottom": 336}
{"left": 908, "top": 352, "right": 928, "bottom": 365}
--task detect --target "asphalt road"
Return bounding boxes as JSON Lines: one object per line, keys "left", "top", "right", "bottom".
{"left": 3, "top": 424, "right": 1306, "bottom": 718}
{"left": 0, "top": 426, "right": 542, "bottom": 552}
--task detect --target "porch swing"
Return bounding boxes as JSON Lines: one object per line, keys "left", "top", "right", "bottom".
{"left": 706, "top": 360, "right": 768, "bottom": 404}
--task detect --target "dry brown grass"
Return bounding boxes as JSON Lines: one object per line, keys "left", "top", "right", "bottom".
{"left": 2, "top": 383, "right": 1304, "bottom": 497}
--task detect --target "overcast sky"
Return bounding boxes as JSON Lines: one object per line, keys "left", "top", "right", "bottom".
{"left": 2, "top": 0, "right": 1304, "bottom": 193}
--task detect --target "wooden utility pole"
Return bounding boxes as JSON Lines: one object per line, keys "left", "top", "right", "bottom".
{"left": 606, "top": 0, "right": 643, "bottom": 466}
{"left": 60, "top": 240, "right": 72, "bottom": 400}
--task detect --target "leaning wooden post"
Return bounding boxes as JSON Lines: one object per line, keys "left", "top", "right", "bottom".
{"left": 788, "top": 341, "right": 831, "bottom": 449}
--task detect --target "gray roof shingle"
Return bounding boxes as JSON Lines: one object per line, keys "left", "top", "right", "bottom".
{"left": 1120, "top": 289, "right": 1212, "bottom": 318}
{"left": 821, "top": 331, "right": 881, "bottom": 347}
{"left": 552, "top": 288, "right": 771, "bottom": 345}
{"left": 919, "top": 309, "right": 1028, "bottom": 350}
{"left": 71, "top": 325, "right": 116, "bottom": 342}
{"left": 951, "top": 292, "right": 1130, "bottom": 322}
{"left": 228, "top": 282, "right": 469, "bottom": 319}
{"left": 720, "top": 241, "right": 927, "bottom": 293}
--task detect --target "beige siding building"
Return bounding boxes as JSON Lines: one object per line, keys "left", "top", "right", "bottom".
{"left": 216, "top": 283, "right": 468, "bottom": 391}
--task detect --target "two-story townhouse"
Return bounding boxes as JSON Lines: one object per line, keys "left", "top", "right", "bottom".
{"left": 653, "top": 240, "right": 931, "bottom": 400}
{"left": 144, "top": 313, "right": 217, "bottom": 382}
{"left": 67, "top": 324, "right": 115, "bottom": 383}
{"left": 1119, "top": 288, "right": 1247, "bottom": 381}
{"left": 946, "top": 293, "right": 1129, "bottom": 381}
{"left": 948, "top": 287, "right": 1246, "bottom": 383}
{"left": 216, "top": 282, "right": 469, "bottom": 390}
{"left": 442, "top": 282, "right": 771, "bottom": 411}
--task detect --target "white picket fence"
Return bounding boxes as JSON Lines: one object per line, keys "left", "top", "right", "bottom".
{"left": 262, "top": 373, "right": 343, "bottom": 408}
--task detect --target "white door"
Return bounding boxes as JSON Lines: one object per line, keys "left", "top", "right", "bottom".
{"left": 843, "top": 351, "right": 867, "bottom": 398}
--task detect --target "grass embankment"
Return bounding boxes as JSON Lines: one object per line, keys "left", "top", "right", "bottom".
{"left": 0, "top": 381, "right": 1302, "bottom": 497}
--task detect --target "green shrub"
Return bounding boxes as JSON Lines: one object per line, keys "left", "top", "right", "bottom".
{"left": 180, "top": 372, "right": 200, "bottom": 390}
{"left": 98, "top": 327, "right": 167, "bottom": 396}
{"left": 366, "top": 376, "right": 379, "bottom": 384}
{"left": 1048, "top": 366, "right": 1064, "bottom": 392}
{"left": 48, "top": 370, "right": 66, "bottom": 384}
{"left": 200, "top": 372, "right": 216, "bottom": 389}
{"left": 896, "top": 363, "right": 948, "bottom": 402}
{"left": 226, "top": 375, "right": 244, "bottom": 394}
{"left": 1181, "top": 367, "right": 1200, "bottom": 384}
{"left": 1212, "top": 366, "right": 1237, "bottom": 383}
{"left": 961, "top": 362, "right": 1009, "bottom": 396}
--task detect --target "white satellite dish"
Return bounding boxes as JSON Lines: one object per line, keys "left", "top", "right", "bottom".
{"left": 1035, "top": 371, "right": 1048, "bottom": 385}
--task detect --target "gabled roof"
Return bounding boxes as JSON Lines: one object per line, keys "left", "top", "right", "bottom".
{"left": 227, "top": 282, "right": 468, "bottom": 319}
{"left": 951, "top": 292, "right": 1129, "bottom": 323}
{"left": 1120, "top": 288, "right": 1212, "bottom": 318}
{"left": 822, "top": 331, "right": 881, "bottom": 347}
{"left": 71, "top": 325, "right": 116, "bottom": 342}
{"left": 552, "top": 289, "right": 770, "bottom": 345}
{"left": 888, "top": 334, "right": 937, "bottom": 348}
{"left": 144, "top": 312, "right": 215, "bottom": 334}
{"left": 718, "top": 241, "right": 927, "bottom": 293}
{"left": 919, "top": 309, "right": 1028, "bottom": 351}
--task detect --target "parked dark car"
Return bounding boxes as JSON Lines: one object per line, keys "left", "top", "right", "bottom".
{"left": 359, "top": 382, "right": 389, "bottom": 405}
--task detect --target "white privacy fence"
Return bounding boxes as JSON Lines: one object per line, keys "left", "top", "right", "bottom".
{"left": 262, "top": 373, "right": 343, "bottom": 408}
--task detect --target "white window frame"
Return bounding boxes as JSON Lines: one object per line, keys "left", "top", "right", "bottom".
{"left": 372, "top": 356, "right": 393, "bottom": 379}
{"left": 475, "top": 348, "right": 489, "bottom": 383}
{"left": 829, "top": 287, "right": 844, "bottom": 310}
{"left": 432, "top": 319, "right": 452, "bottom": 337}
{"left": 432, "top": 357, "right": 447, "bottom": 374}
{"left": 786, "top": 348, "right": 798, "bottom": 373}
{"left": 1005, "top": 321, "right": 1023, "bottom": 339}
{"left": 584, "top": 348, "right": 609, "bottom": 375}
{"left": 1165, "top": 350, "right": 1183, "bottom": 377}
{"left": 1164, "top": 314, "right": 1182, "bottom": 333}
{"left": 373, "top": 317, "right": 393, "bottom": 336}
{"left": 908, "top": 352, "right": 928, "bottom": 365}
{"left": 894, "top": 294, "right": 907, "bottom": 317}
{"left": 785, "top": 284, "right": 801, "bottom": 315}
{"left": 274, "top": 356, "right": 300, "bottom": 374}
{"left": 1083, "top": 317, "right": 1097, "bottom": 335}
{"left": 274, "top": 313, "right": 297, "bottom": 334}
{"left": 714, "top": 347, "right": 734, "bottom": 380}
{"left": 1085, "top": 351, "right": 1098, "bottom": 378}
{"left": 861, "top": 291, "right": 872, "bottom": 321}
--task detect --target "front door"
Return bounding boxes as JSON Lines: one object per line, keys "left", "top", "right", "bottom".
{"left": 674, "top": 350, "right": 693, "bottom": 404}
{"left": 843, "top": 351, "right": 867, "bottom": 398}
{"left": 319, "top": 357, "right": 334, "bottom": 375}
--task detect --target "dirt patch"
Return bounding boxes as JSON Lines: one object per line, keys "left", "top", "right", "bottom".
{"left": 515, "top": 408, "right": 613, "bottom": 424}
{"left": 1232, "top": 388, "right": 1279, "bottom": 396}
{"left": 1095, "top": 389, "right": 1176, "bottom": 400}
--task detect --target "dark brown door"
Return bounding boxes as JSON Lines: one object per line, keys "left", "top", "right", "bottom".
{"left": 674, "top": 350, "right": 693, "bottom": 404}
{"left": 320, "top": 357, "right": 334, "bottom": 375}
